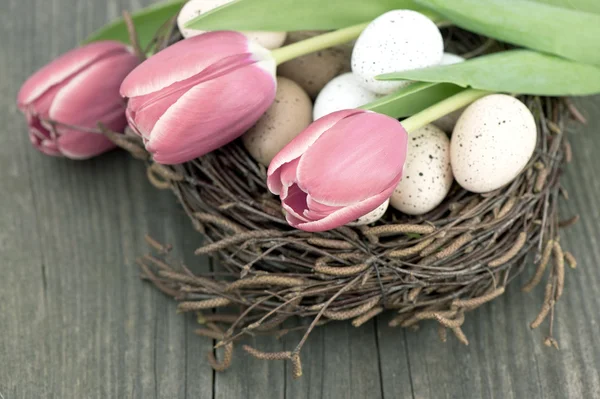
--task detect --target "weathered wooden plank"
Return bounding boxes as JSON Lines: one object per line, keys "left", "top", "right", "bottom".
{"left": 376, "top": 96, "right": 600, "bottom": 399}
{"left": 213, "top": 334, "right": 286, "bottom": 399}
{"left": 0, "top": 0, "right": 213, "bottom": 398}
{"left": 282, "top": 321, "right": 384, "bottom": 399}
{"left": 3, "top": 0, "right": 600, "bottom": 397}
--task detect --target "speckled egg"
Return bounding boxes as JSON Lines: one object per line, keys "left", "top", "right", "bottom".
{"left": 351, "top": 10, "right": 443, "bottom": 95}
{"left": 278, "top": 31, "right": 352, "bottom": 99}
{"left": 347, "top": 200, "right": 390, "bottom": 226}
{"left": 177, "top": 0, "right": 287, "bottom": 49}
{"left": 313, "top": 73, "right": 381, "bottom": 120}
{"left": 432, "top": 53, "right": 466, "bottom": 132}
{"left": 440, "top": 52, "right": 465, "bottom": 66}
{"left": 451, "top": 94, "right": 537, "bottom": 193}
{"left": 242, "top": 77, "right": 313, "bottom": 166}
{"left": 390, "top": 125, "right": 453, "bottom": 215}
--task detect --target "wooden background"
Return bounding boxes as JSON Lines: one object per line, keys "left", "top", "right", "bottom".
{"left": 1, "top": 1, "right": 599, "bottom": 398}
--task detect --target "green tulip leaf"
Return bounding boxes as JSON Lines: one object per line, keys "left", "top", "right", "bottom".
{"left": 414, "top": 0, "right": 600, "bottom": 66}
{"left": 377, "top": 50, "right": 600, "bottom": 96}
{"left": 531, "top": 0, "right": 600, "bottom": 14}
{"left": 361, "top": 82, "right": 463, "bottom": 118}
{"left": 185, "top": 0, "right": 435, "bottom": 31}
{"left": 83, "top": 0, "right": 185, "bottom": 48}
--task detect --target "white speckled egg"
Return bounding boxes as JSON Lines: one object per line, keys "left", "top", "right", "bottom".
{"left": 451, "top": 94, "right": 537, "bottom": 193}
{"left": 177, "top": 0, "right": 287, "bottom": 49}
{"left": 351, "top": 10, "right": 443, "bottom": 95}
{"left": 390, "top": 125, "right": 453, "bottom": 215}
{"left": 242, "top": 77, "right": 313, "bottom": 166}
{"left": 432, "top": 53, "right": 466, "bottom": 132}
{"left": 347, "top": 200, "right": 390, "bottom": 226}
{"left": 440, "top": 53, "right": 465, "bottom": 66}
{"left": 313, "top": 73, "right": 381, "bottom": 120}
{"left": 278, "top": 31, "right": 352, "bottom": 99}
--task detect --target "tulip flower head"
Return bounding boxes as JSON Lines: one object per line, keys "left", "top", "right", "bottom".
{"left": 121, "top": 31, "right": 277, "bottom": 164}
{"left": 17, "top": 41, "right": 139, "bottom": 159}
{"left": 267, "top": 110, "right": 408, "bottom": 232}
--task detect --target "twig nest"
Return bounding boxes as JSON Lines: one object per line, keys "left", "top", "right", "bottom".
{"left": 390, "top": 124, "right": 453, "bottom": 215}
{"left": 313, "top": 72, "right": 381, "bottom": 120}
{"left": 278, "top": 31, "right": 352, "bottom": 99}
{"left": 347, "top": 199, "right": 389, "bottom": 226}
{"left": 242, "top": 77, "right": 313, "bottom": 166}
{"left": 177, "top": 0, "right": 287, "bottom": 49}
{"left": 451, "top": 94, "right": 537, "bottom": 193}
{"left": 351, "top": 10, "right": 443, "bottom": 95}
{"left": 432, "top": 53, "right": 466, "bottom": 132}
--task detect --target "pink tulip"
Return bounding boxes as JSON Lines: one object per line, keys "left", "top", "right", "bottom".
{"left": 267, "top": 110, "right": 408, "bottom": 232}
{"left": 120, "top": 31, "right": 277, "bottom": 164}
{"left": 17, "top": 41, "right": 139, "bottom": 159}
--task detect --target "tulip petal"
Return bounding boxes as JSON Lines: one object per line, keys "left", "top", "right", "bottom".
{"left": 267, "top": 109, "right": 362, "bottom": 183}
{"left": 281, "top": 184, "right": 310, "bottom": 223}
{"left": 120, "top": 31, "right": 251, "bottom": 98}
{"left": 18, "top": 41, "right": 129, "bottom": 106}
{"left": 291, "top": 185, "right": 396, "bottom": 232}
{"left": 147, "top": 63, "right": 276, "bottom": 164}
{"left": 126, "top": 53, "right": 258, "bottom": 140}
{"left": 57, "top": 130, "right": 118, "bottom": 160}
{"left": 296, "top": 112, "right": 407, "bottom": 207}
{"left": 55, "top": 106, "right": 125, "bottom": 159}
{"left": 49, "top": 52, "right": 138, "bottom": 127}
{"left": 277, "top": 158, "right": 300, "bottom": 198}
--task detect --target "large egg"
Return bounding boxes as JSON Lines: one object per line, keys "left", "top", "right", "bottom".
{"left": 177, "top": 0, "right": 287, "bottom": 49}
{"left": 351, "top": 10, "right": 443, "bottom": 95}
{"left": 278, "top": 31, "right": 352, "bottom": 99}
{"left": 390, "top": 125, "right": 453, "bottom": 215}
{"left": 451, "top": 95, "right": 537, "bottom": 193}
{"left": 313, "top": 73, "right": 381, "bottom": 120}
{"left": 242, "top": 77, "right": 313, "bottom": 166}
{"left": 432, "top": 53, "right": 466, "bottom": 133}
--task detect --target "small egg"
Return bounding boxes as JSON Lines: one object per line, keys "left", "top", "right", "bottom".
{"left": 347, "top": 200, "right": 390, "bottom": 226}
{"left": 390, "top": 125, "right": 453, "bottom": 215}
{"left": 242, "top": 77, "right": 313, "bottom": 166}
{"left": 440, "top": 53, "right": 465, "bottom": 66}
{"left": 432, "top": 53, "right": 466, "bottom": 132}
{"left": 313, "top": 73, "right": 381, "bottom": 120}
{"left": 451, "top": 94, "right": 537, "bottom": 193}
{"left": 278, "top": 31, "right": 352, "bottom": 99}
{"left": 351, "top": 10, "right": 444, "bottom": 95}
{"left": 177, "top": 0, "right": 287, "bottom": 49}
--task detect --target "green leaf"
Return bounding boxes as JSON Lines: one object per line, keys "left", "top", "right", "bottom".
{"left": 531, "top": 0, "right": 600, "bottom": 14}
{"left": 414, "top": 0, "right": 600, "bottom": 66}
{"left": 361, "top": 82, "right": 463, "bottom": 117}
{"left": 83, "top": 0, "right": 185, "bottom": 48}
{"left": 185, "top": 0, "right": 432, "bottom": 31}
{"left": 377, "top": 50, "right": 600, "bottom": 96}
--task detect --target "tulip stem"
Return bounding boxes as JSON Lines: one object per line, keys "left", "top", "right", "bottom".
{"left": 271, "top": 22, "right": 369, "bottom": 66}
{"left": 401, "top": 88, "right": 492, "bottom": 134}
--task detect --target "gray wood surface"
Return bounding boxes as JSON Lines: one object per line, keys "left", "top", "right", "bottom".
{"left": 1, "top": 1, "right": 599, "bottom": 398}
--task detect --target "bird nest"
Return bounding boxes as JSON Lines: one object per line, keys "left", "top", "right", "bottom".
{"left": 106, "top": 19, "right": 579, "bottom": 377}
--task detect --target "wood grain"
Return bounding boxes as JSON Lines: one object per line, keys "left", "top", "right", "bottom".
{"left": 1, "top": 0, "right": 599, "bottom": 398}
{"left": 0, "top": 1, "right": 213, "bottom": 398}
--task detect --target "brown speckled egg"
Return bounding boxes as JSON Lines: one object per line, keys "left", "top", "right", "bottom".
{"left": 277, "top": 31, "right": 352, "bottom": 99}
{"left": 391, "top": 124, "right": 453, "bottom": 215}
{"left": 243, "top": 77, "right": 313, "bottom": 166}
